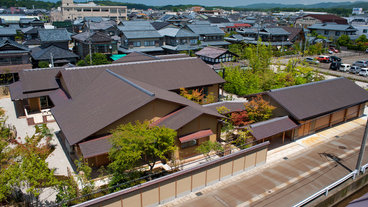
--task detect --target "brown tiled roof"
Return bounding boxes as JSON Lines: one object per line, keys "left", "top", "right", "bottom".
{"left": 250, "top": 116, "right": 298, "bottom": 140}
{"left": 19, "top": 68, "right": 62, "bottom": 93}
{"left": 195, "top": 46, "right": 230, "bottom": 59}
{"left": 79, "top": 135, "right": 112, "bottom": 158}
{"left": 267, "top": 78, "right": 368, "bottom": 121}
{"left": 112, "top": 52, "right": 158, "bottom": 63}
{"left": 9, "top": 81, "right": 57, "bottom": 100}
{"left": 179, "top": 129, "right": 214, "bottom": 143}
{"left": 51, "top": 69, "right": 223, "bottom": 145}
{"left": 0, "top": 64, "right": 32, "bottom": 74}
{"left": 203, "top": 101, "right": 246, "bottom": 114}
{"left": 152, "top": 106, "right": 202, "bottom": 130}
{"left": 302, "top": 14, "right": 347, "bottom": 24}
{"left": 282, "top": 26, "right": 302, "bottom": 42}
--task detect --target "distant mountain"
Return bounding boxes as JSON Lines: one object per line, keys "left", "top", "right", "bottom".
{"left": 241, "top": 1, "right": 368, "bottom": 9}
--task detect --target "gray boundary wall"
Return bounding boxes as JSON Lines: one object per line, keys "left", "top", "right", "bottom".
{"left": 74, "top": 141, "right": 270, "bottom": 207}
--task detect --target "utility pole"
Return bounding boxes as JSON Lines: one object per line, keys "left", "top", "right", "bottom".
{"left": 356, "top": 118, "right": 368, "bottom": 174}
{"left": 88, "top": 20, "right": 92, "bottom": 65}
{"left": 50, "top": 53, "right": 54, "bottom": 68}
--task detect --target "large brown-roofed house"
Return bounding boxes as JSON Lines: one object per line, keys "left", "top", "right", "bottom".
{"left": 9, "top": 57, "right": 225, "bottom": 166}
{"left": 295, "top": 14, "right": 348, "bottom": 28}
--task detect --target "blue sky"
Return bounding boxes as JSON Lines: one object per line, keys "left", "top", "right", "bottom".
{"left": 53, "top": 0, "right": 362, "bottom": 7}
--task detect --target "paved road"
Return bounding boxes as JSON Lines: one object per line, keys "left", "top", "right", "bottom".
{"left": 170, "top": 118, "right": 368, "bottom": 207}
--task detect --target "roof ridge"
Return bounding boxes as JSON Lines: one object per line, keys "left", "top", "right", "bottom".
{"left": 106, "top": 69, "right": 155, "bottom": 97}
{"left": 24, "top": 57, "right": 198, "bottom": 72}
{"left": 269, "top": 77, "right": 345, "bottom": 93}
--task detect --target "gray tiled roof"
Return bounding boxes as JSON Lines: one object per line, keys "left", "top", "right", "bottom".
{"left": 187, "top": 24, "right": 225, "bottom": 35}
{"left": 31, "top": 45, "right": 78, "bottom": 61}
{"left": 201, "top": 41, "right": 230, "bottom": 47}
{"left": 88, "top": 21, "right": 116, "bottom": 31}
{"left": 38, "top": 28, "right": 71, "bottom": 42}
{"left": 0, "top": 28, "right": 17, "bottom": 36}
{"left": 118, "top": 46, "right": 163, "bottom": 53}
{"left": 118, "top": 21, "right": 156, "bottom": 31}
{"left": 162, "top": 44, "right": 200, "bottom": 51}
{"left": 0, "top": 39, "right": 30, "bottom": 53}
{"left": 308, "top": 23, "right": 357, "bottom": 32}
{"left": 158, "top": 27, "right": 198, "bottom": 38}
{"left": 123, "top": 30, "right": 162, "bottom": 39}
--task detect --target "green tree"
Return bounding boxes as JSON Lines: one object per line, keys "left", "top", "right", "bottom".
{"left": 38, "top": 61, "right": 49, "bottom": 68}
{"left": 356, "top": 35, "right": 368, "bottom": 43}
{"left": 196, "top": 140, "right": 223, "bottom": 161}
{"left": 77, "top": 53, "right": 111, "bottom": 66}
{"left": 109, "top": 121, "right": 177, "bottom": 174}
{"left": 1, "top": 124, "right": 58, "bottom": 205}
{"left": 337, "top": 34, "right": 351, "bottom": 46}
{"left": 233, "top": 129, "right": 254, "bottom": 149}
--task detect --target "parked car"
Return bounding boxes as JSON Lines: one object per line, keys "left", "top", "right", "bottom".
{"left": 330, "top": 56, "right": 341, "bottom": 62}
{"left": 359, "top": 68, "right": 368, "bottom": 77}
{"left": 330, "top": 62, "right": 341, "bottom": 70}
{"left": 350, "top": 66, "right": 361, "bottom": 74}
{"left": 339, "top": 64, "right": 351, "bottom": 72}
{"left": 328, "top": 50, "right": 334, "bottom": 54}
{"left": 353, "top": 60, "right": 368, "bottom": 68}
{"left": 317, "top": 55, "right": 331, "bottom": 63}
{"left": 329, "top": 47, "right": 339, "bottom": 53}
{"left": 304, "top": 57, "right": 319, "bottom": 64}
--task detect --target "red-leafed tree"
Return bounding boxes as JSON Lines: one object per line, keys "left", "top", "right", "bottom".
{"left": 230, "top": 111, "right": 253, "bottom": 126}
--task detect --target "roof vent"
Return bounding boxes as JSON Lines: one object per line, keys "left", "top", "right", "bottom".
{"left": 105, "top": 69, "right": 155, "bottom": 97}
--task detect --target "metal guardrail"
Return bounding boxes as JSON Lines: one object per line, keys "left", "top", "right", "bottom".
{"left": 360, "top": 163, "right": 368, "bottom": 174}
{"left": 292, "top": 169, "right": 359, "bottom": 207}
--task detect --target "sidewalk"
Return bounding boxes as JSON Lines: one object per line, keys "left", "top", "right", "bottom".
{"left": 163, "top": 116, "right": 368, "bottom": 207}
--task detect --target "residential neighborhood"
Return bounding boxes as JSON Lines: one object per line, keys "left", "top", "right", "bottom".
{"left": 1, "top": 0, "right": 368, "bottom": 206}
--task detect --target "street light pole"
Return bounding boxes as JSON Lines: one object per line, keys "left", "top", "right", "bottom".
{"left": 356, "top": 118, "right": 368, "bottom": 174}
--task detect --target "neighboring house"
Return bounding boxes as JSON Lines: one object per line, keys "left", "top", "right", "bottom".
{"left": 295, "top": 14, "right": 348, "bottom": 28}
{"left": 60, "top": 0, "right": 127, "bottom": 22}
{"left": 118, "top": 21, "right": 164, "bottom": 54}
{"left": 82, "top": 20, "right": 118, "bottom": 36}
{"left": 223, "top": 23, "right": 251, "bottom": 32}
{"left": 186, "top": 24, "right": 230, "bottom": 47}
{"left": 350, "top": 24, "right": 368, "bottom": 38}
{"left": 23, "top": 39, "right": 41, "bottom": 48}
{"left": 38, "top": 28, "right": 71, "bottom": 50}
{"left": 159, "top": 27, "right": 200, "bottom": 53}
{"left": 195, "top": 46, "right": 237, "bottom": 64}
{"left": 9, "top": 57, "right": 225, "bottom": 166}
{"left": 151, "top": 21, "right": 171, "bottom": 31}
{"left": 112, "top": 51, "right": 188, "bottom": 64}
{"left": 31, "top": 45, "right": 79, "bottom": 67}
{"left": 72, "top": 31, "right": 118, "bottom": 59}
{"left": 0, "top": 39, "right": 31, "bottom": 84}
{"left": 19, "top": 18, "right": 44, "bottom": 28}
{"left": 308, "top": 23, "right": 358, "bottom": 41}
{"left": 0, "top": 28, "right": 17, "bottom": 40}
{"left": 236, "top": 27, "right": 292, "bottom": 46}
{"left": 21, "top": 26, "right": 39, "bottom": 40}
{"left": 281, "top": 26, "right": 304, "bottom": 42}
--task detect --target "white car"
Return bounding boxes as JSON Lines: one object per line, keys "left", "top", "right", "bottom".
{"left": 339, "top": 64, "right": 351, "bottom": 72}
{"left": 359, "top": 68, "right": 368, "bottom": 77}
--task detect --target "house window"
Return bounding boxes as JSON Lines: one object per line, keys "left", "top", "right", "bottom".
{"left": 324, "top": 30, "right": 329, "bottom": 35}
{"left": 190, "top": 39, "right": 197, "bottom": 44}
{"left": 144, "top": 40, "right": 155, "bottom": 46}
{"left": 181, "top": 39, "right": 187, "bottom": 44}
{"left": 181, "top": 140, "right": 197, "bottom": 149}
{"left": 83, "top": 8, "right": 91, "bottom": 12}
{"left": 335, "top": 31, "right": 340, "bottom": 36}
{"left": 110, "top": 9, "right": 117, "bottom": 13}
{"left": 101, "top": 8, "right": 109, "bottom": 12}
{"left": 133, "top": 41, "right": 141, "bottom": 47}
{"left": 93, "top": 8, "right": 100, "bottom": 12}
{"left": 77, "top": 9, "right": 82, "bottom": 12}
{"left": 363, "top": 29, "right": 368, "bottom": 34}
